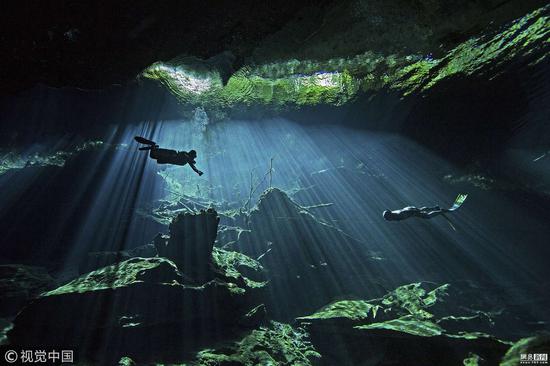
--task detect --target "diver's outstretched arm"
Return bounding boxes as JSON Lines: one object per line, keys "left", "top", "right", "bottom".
{"left": 189, "top": 163, "right": 204, "bottom": 176}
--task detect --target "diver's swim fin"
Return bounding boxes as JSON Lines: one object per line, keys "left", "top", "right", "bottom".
{"left": 134, "top": 136, "right": 156, "bottom": 145}
{"left": 449, "top": 194, "right": 468, "bottom": 211}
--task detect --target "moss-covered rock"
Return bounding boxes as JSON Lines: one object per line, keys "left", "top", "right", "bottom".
{"left": 0, "top": 141, "right": 106, "bottom": 176}
{"left": 297, "top": 282, "right": 449, "bottom": 327}
{"left": 212, "top": 248, "right": 267, "bottom": 291}
{"left": 500, "top": 334, "right": 550, "bottom": 366}
{"left": 297, "top": 282, "right": 511, "bottom": 366}
{"left": 155, "top": 209, "right": 220, "bottom": 281}
{"left": 9, "top": 255, "right": 266, "bottom": 364}
{"left": 355, "top": 315, "right": 445, "bottom": 337}
{"left": 298, "top": 300, "right": 381, "bottom": 322}
{"left": 142, "top": 5, "right": 549, "bottom": 114}
{"left": 192, "top": 322, "right": 320, "bottom": 366}
{"left": 45, "top": 257, "right": 184, "bottom": 296}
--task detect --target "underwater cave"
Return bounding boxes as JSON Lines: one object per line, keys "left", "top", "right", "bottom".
{"left": 1, "top": 1, "right": 550, "bottom": 365}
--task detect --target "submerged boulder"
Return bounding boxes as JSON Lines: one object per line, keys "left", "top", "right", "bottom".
{"left": 500, "top": 334, "right": 550, "bottom": 366}
{"left": 297, "top": 282, "right": 512, "bottom": 366}
{"left": 191, "top": 321, "right": 320, "bottom": 366}
{"left": 8, "top": 256, "right": 266, "bottom": 364}
{"left": 155, "top": 208, "right": 220, "bottom": 281}
{"left": 8, "top": 209, "right": 268, "bottom": 364}
{"left": 0, "top": 264, "right": 54, "bottom": 317}
{"left": 235, "top": 188, "right": 384, "bottom": 319}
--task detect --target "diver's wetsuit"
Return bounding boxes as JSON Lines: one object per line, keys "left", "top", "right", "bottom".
{"left": 134, "top": 136, "right": 203, "bottom": 176}
{"left": 150, "top": 148, "right": 190, "bottom": 165}
{"left": 384, "top": 206, "right": 447, "bottom": 221}
{"left": 149, "top": 148, "right": 203, "bottom": 175}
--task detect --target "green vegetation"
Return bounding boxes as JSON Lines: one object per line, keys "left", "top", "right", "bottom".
{"left": 500, "top": 335, "right": 550, "bottom": 366}
{"left": 212, "top": 248, "right": 267, "bottom": 290}
{"left": 193, "top": 322, "right": 320, "bottom": 366}
{"left": 142, "top": 5, "right": 549, "bottom": 112}
{"left": 463, "top": 353, "right": 482, "bottom": 366}
{"left": 0, "top": 141, "right": 108, "bottom": 176}
{"left": 356, "top": 315, "right": 444, "bottom": 337}
{"left": 380, "top": 282, "right": 449, "bottom": 319}
{"left": 299, "top": 282, "right": 449, "bottom": 324}
{"left": 298, "top": 299, "right": 380, "bottom": 321}
{"left": 45, "top": 257, "right": 183, "bottom": 296}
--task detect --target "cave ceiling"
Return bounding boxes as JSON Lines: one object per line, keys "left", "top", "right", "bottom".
{"left": 1, "top": 0, "right": 548, "bottom": 111}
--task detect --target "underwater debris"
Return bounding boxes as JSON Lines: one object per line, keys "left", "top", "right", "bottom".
{"left": 462, "top": 353, "right": 483, "bottom": 366}
{"left": 444, "top": 173, "right": 496, "bottom": 190}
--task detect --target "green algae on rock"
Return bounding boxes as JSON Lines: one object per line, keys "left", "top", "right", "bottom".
{"left": 0, "top": 141, "right": 107, "bottom": 176}
{"left": 193, "top": 322, "right": 320, "bottom": 366}
{"left": 298, "top": 300, "right": 381, "bottom": 322}
{"left": 355, "top": 315, "right": 445, "bottom": 337}
{"left": 297, "top": 282, "right": 512, "bottom": 365}
{"left": 500, "top": 334, "right": 550, "bottom": 366}
{"left": 142, "top": 5, "right": 549, "bottom": 111}
{"left": 9, "top": 210, "right": 267, "bottom": 364}
{"left": 45, "top": 257, "right": 185, "bottom": 296}
{"left": 212, "top": 247, "right": 267, "bottom": 290}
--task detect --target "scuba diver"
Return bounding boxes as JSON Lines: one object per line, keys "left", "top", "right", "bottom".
{"left": 134, "top": 136, "right": 204, "bottom": 176}
{"left": 383, "top": 194, "right": 468, "bottom": 221}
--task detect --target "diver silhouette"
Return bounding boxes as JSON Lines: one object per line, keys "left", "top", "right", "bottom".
{"left": 134, "top": 136, "right": 204, "bottom": 176}
{"left": 383, "top": 194, "right": 468, "bottom": 221}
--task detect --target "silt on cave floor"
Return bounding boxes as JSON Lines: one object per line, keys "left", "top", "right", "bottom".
{"left": 1, "top": 1, "right": 550, "bottom": 365}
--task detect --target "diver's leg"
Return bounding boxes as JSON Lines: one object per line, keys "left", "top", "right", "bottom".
{"left": 425, "top": 206, "right": 441, "bottom": 211}
{"left": 425, "top": 210, "right": 446, "bottom": 218}
{"left": 417, "top": 209, "right": 445, "bottom": 219}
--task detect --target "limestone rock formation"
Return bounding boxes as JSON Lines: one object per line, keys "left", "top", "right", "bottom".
{"left": 155, "top": 208, "right": 220, "bottom": 281}
{"left": 8, "top": 209, "right": 267, "bottom": 364}
{"left": 297, "top": 282, "right": 512, "bottom": 366}
{"left": 233, "top": 188, "right": 385, "bottom": 319}
{"left": 191, "top": 321, "right": 320, "bottom": 366}
{"left": 500, "top": 334, "right": 550, "bottom": 366}
{"left": 8, "top": 256, "right": 266, "bottom": 364}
